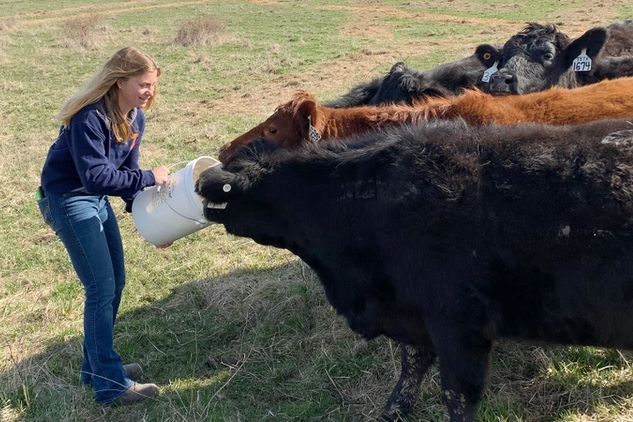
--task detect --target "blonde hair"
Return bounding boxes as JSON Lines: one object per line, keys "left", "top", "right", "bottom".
{"left": 58, "top": 46, "right": 161, "bottom": 143}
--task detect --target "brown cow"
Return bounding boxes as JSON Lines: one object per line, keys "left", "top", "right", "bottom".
{"left": 218, "top": 76, "right": 633, "bottom": 163}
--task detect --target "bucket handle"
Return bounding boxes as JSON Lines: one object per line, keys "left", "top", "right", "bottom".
{"left": 168, "top": 160, "right": 190, "bottom": 170}
{"left": 164, "top": 200, "right": 208, "bottom": 226}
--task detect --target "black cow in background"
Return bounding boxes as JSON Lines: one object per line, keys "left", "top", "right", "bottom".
{"left": 322, "top": 70, "right": 384, "bottom": 108}
{"left": 197, "top": 118, "right": 633, "bottom": 421}
{"left": 324, "top": 44, "right": 500, "bottom": 107}
{"left": 481, "top": 20, "right": 633, "bottom": 94}
{"left": 576, "top": 20, "right": 633, "bottom": 85}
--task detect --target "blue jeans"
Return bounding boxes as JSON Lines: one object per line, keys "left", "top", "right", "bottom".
{"left": 37, "top": 191, "right": 134, "bottom": 404}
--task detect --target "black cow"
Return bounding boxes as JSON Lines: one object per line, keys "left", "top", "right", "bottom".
{"left": 576, "top": 20, "right": 633, "bottom": 86}
{"left": 197, "top": 118, "right": 633, "bottom": 421}
{"left": 322, "top": 71, "right": 384, "bottom": 108}
{"left": 324, "top": 45, "right": 500, "bottom": 108}
{"left": 480, "top": 20, "right": 633, "bottom": 94}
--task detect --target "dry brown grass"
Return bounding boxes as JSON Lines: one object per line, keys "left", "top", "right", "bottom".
{"left": 174, "top": 16, "right": 230, "bottom": 47}
{"left": 59, "top": 13, "right": 104, "bottom": 50}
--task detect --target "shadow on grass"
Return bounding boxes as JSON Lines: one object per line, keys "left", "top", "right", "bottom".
{"left": 3, "top": 260, "right": 633, "bottom": 421}
{"left": 1, "top": 260, "right": 396, "bottom": 421}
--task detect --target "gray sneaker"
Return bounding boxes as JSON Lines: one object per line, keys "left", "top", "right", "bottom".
{"left": 111, "top": 382, "right": 159, "bottom": 406}
{"left": 123, "top": 363, "right": 143, "bottom": 381}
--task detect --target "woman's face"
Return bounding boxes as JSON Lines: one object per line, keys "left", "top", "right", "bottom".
{"left": 117, "top": 70, "right": 158, "bottom": 113}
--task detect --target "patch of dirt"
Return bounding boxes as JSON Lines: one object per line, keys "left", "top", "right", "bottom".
{"left": 340, "top": 14, "right": 397, "bottom": 40}
{"left": 324, "top": 4, "right": 524, "bottom": 29}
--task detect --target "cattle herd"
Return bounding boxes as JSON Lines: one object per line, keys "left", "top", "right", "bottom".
{"left": 195, "top": 20, "right": 633, "bottom": 422}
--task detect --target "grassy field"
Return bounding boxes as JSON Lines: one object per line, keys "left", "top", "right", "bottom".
{"left": 2, "top": 0, "right": 633, "bottom": 421}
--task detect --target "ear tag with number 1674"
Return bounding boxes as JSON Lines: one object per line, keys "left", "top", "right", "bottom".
{"left": 572, "top": 48, "right": 592, "bottom": 72}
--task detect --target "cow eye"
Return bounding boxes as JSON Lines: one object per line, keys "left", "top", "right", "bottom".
{"left": 483, "top": 52, "right": 491, "bottom": 60}
{"left": 543, "top": 52, "right": 554, "bottom": 61}
{"left": 268, "top": 127, "right": 278, "bottom": 134}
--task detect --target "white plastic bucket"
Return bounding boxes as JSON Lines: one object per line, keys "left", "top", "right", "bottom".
{"left": 132, "top": 156, "right": 221, "bottom": 245}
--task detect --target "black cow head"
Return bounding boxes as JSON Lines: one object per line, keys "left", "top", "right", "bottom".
{"left": 322, "top": 74, "right": 385, "bottom": 108}
{"left": 199, "top": 139, "right": 287, "bottom": 222}
{"left": 367, "top": 50, "right": 502, "bottom": 105}
{"left": 326, "top": 47, "right": 503, "bottom": 108}
{"left": 485, "top": 23, "right": 608, "bottom": 94}
{"left": 196, "top": 166, "right": 242, "bottom": 217}
{"left": 367, "top": 62, "right": 425, "bottom": 105}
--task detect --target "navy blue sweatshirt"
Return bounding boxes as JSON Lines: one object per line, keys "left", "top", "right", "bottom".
{"left": 41, "top": 101, "right": 156, "bottom": 211}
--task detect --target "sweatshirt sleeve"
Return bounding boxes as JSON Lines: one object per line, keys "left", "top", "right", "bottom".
{"left": 68, "top": 109, "right": 155, "bottom": 199}
{"left": 119, "top": 115, "right": 155, "bottom": 211}
{"left": 120, "top": 141, "right": 155, "bottom": 212}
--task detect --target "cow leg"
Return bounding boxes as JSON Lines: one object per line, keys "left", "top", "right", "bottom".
{"left": 435, "top": 334, "right": 493, "bottom": 422}
{"left": 379, "top": 344, "right": 437, "bottom": 421}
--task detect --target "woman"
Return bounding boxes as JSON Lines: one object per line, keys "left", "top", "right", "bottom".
{"left": 38, "top": 47, "right": 169, "bottom": 405}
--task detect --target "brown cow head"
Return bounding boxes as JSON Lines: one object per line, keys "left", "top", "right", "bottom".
{"left": 218, "top": 90, "right": 323, "bottom": 164}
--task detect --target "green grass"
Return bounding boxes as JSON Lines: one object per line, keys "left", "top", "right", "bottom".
{"left": 621, "top": 5, "right": 633, "bottom": 18}
{"left": 377, "top": 0, "right": 582, "bottom": 21}
{"left": 2, "top": 0, "right": 633, "bottom": 421}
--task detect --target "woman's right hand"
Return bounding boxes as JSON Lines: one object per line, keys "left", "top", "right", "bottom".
{"left": 152, "top": 165, "right": 170, "bottom": 186}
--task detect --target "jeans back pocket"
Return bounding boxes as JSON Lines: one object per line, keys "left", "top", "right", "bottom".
{"left": 37, "top": 196, "right": 54, "bottom": 229}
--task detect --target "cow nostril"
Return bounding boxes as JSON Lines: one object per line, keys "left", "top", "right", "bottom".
{"left": 491, "top": 72, "right": 516, "bottom": 86}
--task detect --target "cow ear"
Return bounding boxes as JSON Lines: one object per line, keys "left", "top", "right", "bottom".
{"left": 559, "top": 27, "right": 608, "bottom": 67}
{"left": 295, "top": 97, "right": 322, "bottom": 144}
{"left": 475, "top": 44, "right": 502, "bottom": 67}
{"left": 195, "top": 167, "right": 243, "bottom": 204}
{"left": 389, "top": 61, "right": 407, "bottom": 74}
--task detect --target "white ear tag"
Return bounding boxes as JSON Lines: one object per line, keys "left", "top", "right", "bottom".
{"left": 572, "top": 48, "right": 592, "bottom": 72}
{"left": 223, "top": 184, "right": 232, "bottom": 192}
{"left": 481, "top": 61, "right": 498, "bottom": 83}
{"left": 206, "top": 202, "right": 228, "bottom": 209}
{"left": 307, "top": 115, "right": 321, "bottom": 144}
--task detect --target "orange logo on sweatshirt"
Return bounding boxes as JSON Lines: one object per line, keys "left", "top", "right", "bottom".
{"left": 130, "top": 132, "right": 140, "bottom": 150}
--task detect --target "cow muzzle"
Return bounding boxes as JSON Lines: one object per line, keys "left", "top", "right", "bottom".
{"left": 488, "top": 71, "right": 518, "bottom": 95}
